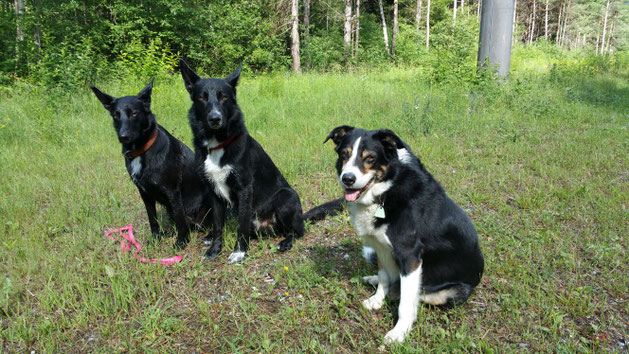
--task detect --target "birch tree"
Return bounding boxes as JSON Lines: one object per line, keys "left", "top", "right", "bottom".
{"left": 344, "top": 0, "right": 352, "bottom": 52}
{"left": 392, "top": 0, "right": 399, "bottom": 56}
{"left": 290, "top": 0, "right": 301, "bottom": 73}
{"left": 416, "top": 0, "right": 423, "bottom": 30}
{"left": 600, "top": 0, "right": 610, "bottom": 54}
{"left": 426, "top": 0, "right": 431, "bottom": 48}
{"left": 378, "top": 0, "right": 390, "bottom": 54}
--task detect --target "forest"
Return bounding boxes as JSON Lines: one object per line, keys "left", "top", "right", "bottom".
{"left": 1, "top": 0, "right": 628, "bottom": 87}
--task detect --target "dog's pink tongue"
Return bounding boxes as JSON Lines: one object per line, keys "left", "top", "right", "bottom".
{"left": 345, "top": 189, "right": 360, "bottom": 202}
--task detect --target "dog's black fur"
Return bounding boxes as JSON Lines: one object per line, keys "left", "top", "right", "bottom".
{"left": 180, "top": 59, "right": 328, "bottom": 263}
{"left": 325, "top": 126, "right": 484, "bottom": 343}
{"left": 91, "top": 80, "right": 216, "bottom": 249}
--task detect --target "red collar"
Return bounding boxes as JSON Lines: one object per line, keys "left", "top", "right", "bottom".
{"left": 208, "top": 133, "right": 239, "bottom": 152}
{"left": 125, "top": 128, "right": 158, "bottom": 158}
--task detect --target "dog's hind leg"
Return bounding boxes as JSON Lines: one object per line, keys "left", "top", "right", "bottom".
{"left": 273, "top": 189, "right": 304, "bottom": 252}
{"left": 139, "top": 191, "right": 162, "bottom": 240}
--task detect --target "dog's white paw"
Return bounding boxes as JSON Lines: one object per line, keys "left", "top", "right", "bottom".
{"left": 227, "top": 251, "right": 246, "bottom": 264}
{"left": 362, "top": 295, "right": 384, "bottom": 310}
{"left": 362, "top": 275, "right": 379, "bottom": 286}
{"left": 384, "top": 328, "right": 407, "bottom": 344}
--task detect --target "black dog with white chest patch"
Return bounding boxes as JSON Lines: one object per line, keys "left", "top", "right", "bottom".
{"left": 179, "top": 59, "right": 309, "bottom": 264}
{"left": 325, "top": 126, "right": 484, "bottom": 344}
{"left": 91, "top": 80, "right": 216, "bottom": 249}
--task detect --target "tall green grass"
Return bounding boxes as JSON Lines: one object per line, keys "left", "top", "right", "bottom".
{"left": 0, "top": 60, "right": 627, "bottom": 351}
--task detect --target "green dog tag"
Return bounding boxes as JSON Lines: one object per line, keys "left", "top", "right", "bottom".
{"left": 374, "top": 205, "right": 386, "bottom": 219}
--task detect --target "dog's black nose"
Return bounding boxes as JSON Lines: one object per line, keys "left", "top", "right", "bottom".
{"left": 208, "top": 112, "right": 222, "bottom": 126}
{"left": 118, "top": 135, "right": 130, "bottom": 143}
{"left": 342, "top": 173, "right": 356, "bottom": 187}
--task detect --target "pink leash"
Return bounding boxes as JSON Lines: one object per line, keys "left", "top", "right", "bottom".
{"left": 104, "top": 225, "right": 183, "bottom": 266}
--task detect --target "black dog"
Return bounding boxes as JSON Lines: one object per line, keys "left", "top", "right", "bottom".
{"left": 325, "top": 126, "right": 484, "bottom": 344}
{"left": 180, "top": 59, "right": 316, "bottom": 264}
{"left": 91, "top": 80, "right": 216, "bottom": 249}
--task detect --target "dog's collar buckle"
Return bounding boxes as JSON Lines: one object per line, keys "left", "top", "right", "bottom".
{"left": 208, "top": 133, "right": 239, "bottom": 152}
{"left": 124, "top": 128, "right": 159, "bottom": 159}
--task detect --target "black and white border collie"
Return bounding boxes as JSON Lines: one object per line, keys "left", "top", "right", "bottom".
{"left": 324, "top": 126, "right": 484, "bottom": 344}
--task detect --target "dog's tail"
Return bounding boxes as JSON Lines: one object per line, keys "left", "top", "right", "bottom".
{"left": 302, "top": 197, "right": 345, "bottom": 222}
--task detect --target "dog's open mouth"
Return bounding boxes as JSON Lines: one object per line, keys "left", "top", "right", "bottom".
{"left": 344, "top": 180, "right": 372, "bottom": 202}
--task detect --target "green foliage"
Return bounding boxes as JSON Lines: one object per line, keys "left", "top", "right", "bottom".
{"left": 117, "top": 38, "right": 178, "bottom": 80}
{"left": 427, "top": 16, "right": 480, "bottom": 85}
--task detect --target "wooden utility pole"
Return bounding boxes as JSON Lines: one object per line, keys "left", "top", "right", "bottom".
{"left": 477, "top": 0, "right": 515, "bottom": 77}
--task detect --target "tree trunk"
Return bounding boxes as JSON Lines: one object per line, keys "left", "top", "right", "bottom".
{"left": 426, "top": 0, "right": 431, "bottom": 48}
{"left": 303, "top": 0, "right": 310, "bottom": 36}
{"left": 560, "top": 0, "right": 570, "bottom": 47}
{"left": 354, "top": 0, "right": 361, "bottom": 56}
{"left": 453, "top": 0, "right": 458, "bottom": 26}
{"left": 415, "top": 0, "right": 423, "bottom": 31}
{"left": 33, "top": 0, "right": 41, "bottom": 58}
{"left": 605, "top": 14, "right": 615, "bottom": 54}
{"left": 556, "top": 0, "right": 563, "bottom": 42}
{"left": 529, "top": 0, "right": 536, "bottom": 45}
{"left": 392, "top": 0, "right": 398, "bottom": 56}
{"left": 513, "top": 0, "right": 517, "bottom": 39}
{"left": 600, "top": 0, "right": 610, "bottom": 55}
{"left": 544, "top": 0, "right": 549, "bottom": 40}
{"left": 595, "top": 33, "right": 599, "bottom": 54}
{"left": 460, "top": 0, "right": 464, "bottom": 14}
{"left": 291, "top": 0, "right": 302, "bottom": 73}
{"left": 14, "top": 0, "right": 25, "bottom": 75}
{"left": 378, "top": 0, "right": 390, "bottom": 54}
{"left": 344, "top": 0, "right": 352, "bottom": 52}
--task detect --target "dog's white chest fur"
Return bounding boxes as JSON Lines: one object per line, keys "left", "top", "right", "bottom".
{"left": 348, "top": 202, "right": 392, "bottom": 249}
{"left": 203, "top": 139, "right": 233, "bottom": 204}
{"left": 129, "top": 156, "right": 142, "bottom": 182}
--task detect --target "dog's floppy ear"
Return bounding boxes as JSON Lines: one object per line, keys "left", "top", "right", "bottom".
{"left": 373, "top": 129, "right": 405, "bottom": 159}
{"left": 179, "top": 58, "right": 200, "bottom": 95}
{"left": 324, "top": 125, "right": 354, "bottom": 146}
{"left": 137, "top": 78, "right": 153, "bottom": 109}
{"left": 91, "top": 86, "right": 115, "bottom": 111}
{"left": 225, "top": 64, "right": 242, "bottom": 89}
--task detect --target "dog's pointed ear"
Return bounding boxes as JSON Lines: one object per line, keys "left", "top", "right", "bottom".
{"left": 91, "top": 86, "right": 115, "bottom": 110}
{"left": 373, "top": 129, "right": 405, "bottom": 159}
{"left": 137, "top": 78, "right": 153, "bottom": 108}
{"left": 225, "top": 64, "right": 242, "bottom": 89}
{"left": 179, "top": 58, "right": 200, "bottom": 94}
{"left": 324, "top": 125, "right": 354, "bottom": 146}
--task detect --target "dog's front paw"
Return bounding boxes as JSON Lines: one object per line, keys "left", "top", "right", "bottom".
{"left": 202, "top": 234, "right": 215, "bottom": 246}
{"left": 203, "top": 242, "right": 222, "bottom": 260}
{"left": 172, "top": 239, "right": 189, "bottom": 250}
{"left": 384, "top": 328, "right": 407, "bottom": 344}
{"left": 362, "top": 295, "right": 384, "bottom": 310}
{"left": 277, "top": 238, "right": 293, "bottom": 252}
{"left": 227, "top": 251, "right": 246, "bottom": 264}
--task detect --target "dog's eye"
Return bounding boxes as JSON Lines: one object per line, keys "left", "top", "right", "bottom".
{"left": 340, "top": 151, "right": 349, "bottom": 161}
{"left": 130, "top": 112, "right": 137, "bottom": 118}
{"left": 364, "top": 155, "right": 375, "bottom": 164}
{"left": 221, "top": 95, "right": 228, "bottom": 102}
{"left": 113, "top": 113, "right": 120, "bottom": 120}
{"left": 198, "top": 96, "right": 205, "bottom": 101}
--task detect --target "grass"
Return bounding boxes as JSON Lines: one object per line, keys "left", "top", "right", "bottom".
{"left": 1, "top": 54, "right": 628, "bottom": 351}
